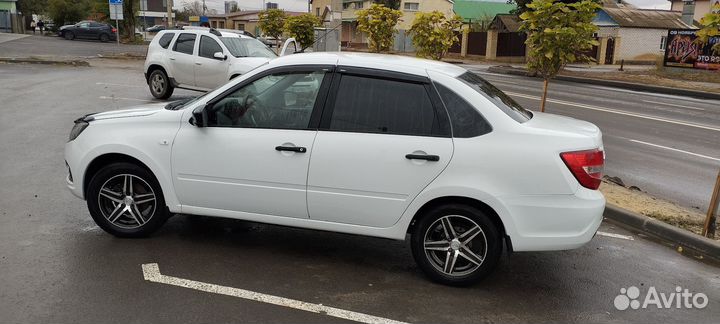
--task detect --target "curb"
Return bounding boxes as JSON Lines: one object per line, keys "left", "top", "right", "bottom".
{"left": 0, "top": 57, "right": 90, "bottom": 66}
{"left": 486, "top": 66, "right": 720, "bottom": 101}
{"left": 604, "top": 204, "right": 720, "bottom": 260}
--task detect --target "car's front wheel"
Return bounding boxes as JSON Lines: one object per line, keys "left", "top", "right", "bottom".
{"left": 411, "top": 204, "right": 502, "bottom": 286}
{"left": 148, "top": 69, "right": 174, "bottom": 99}
{"left": 64, "top": 31, "right": 74, "bottom": 40}
{"left": 86, "top": 162, "right": 169, "bottom": 238}
{"left": 99, "top": 33, "right": 109, "bottom": 42}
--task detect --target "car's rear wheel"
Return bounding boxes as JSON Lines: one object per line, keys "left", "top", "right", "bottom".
{"left": 86, "top": 162, "right": 169, "bottom": 238}
{"left": 411, "top": 204, "right": 502, "bottom": 286}
{"left": 148, "top": 69, "right": 174, "bottom": 99}
{"left": 99, "top": 33, "right": 109, "bottom": 42}
{"left": 64, "top": 31, "right": 75, "bottom": 40}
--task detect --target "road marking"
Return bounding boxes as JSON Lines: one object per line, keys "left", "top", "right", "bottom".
{"left": 99, "top": 95, "right": 156, "bottom": 102}
{"left": 96, "top": 82, "right": 144, "bottom": 87}
{"left": 596, "top": 231, "right": 634, "bottom": 241}
{"left": 141, "top": 263, "right": 410, "bottom": 324}
{"left": 641, "top": 100, "right": 706, "bottom": 111}
{"left": 505, "top": 91, "right": 720, "bottom": 132}
{"left": 629, "top": 139, "right": 720, "bottom": 162}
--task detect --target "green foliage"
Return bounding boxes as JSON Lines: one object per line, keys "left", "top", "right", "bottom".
{"left": 259, "top": 9, "right": 288, "bottom": 40}
{"left": 121, "top": 0, "right": 139, "bottom": 40}
{"left": 17, "top": 0, "right": 48, "bottom": 15}
{"left": 90, "top": 0, "right": 110, "bottom": 22}
{"left": 696, "top": 12, "right": 720, "bottom": 54}
{"left": 356, "top": 4, "right": 402, "bottom": 53}
{"left": 373, "top": 0, "right": 401, "bottom": 10}
{"left": 284, "top": 14, "right": 321, "bottom": 51}
{"left": 519, "top": 0, "right": 600, "bottom": 81}
{"left": 47, "top": 0, "right": 91, "bottom": 27}
{"left": 409, "top": 11, "right": 462, "bottom": 60}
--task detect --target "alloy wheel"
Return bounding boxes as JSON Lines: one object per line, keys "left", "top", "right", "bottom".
{"left": 423, "top": 215, "right": 487, "bottom": 276}
{"left": 97, "top": 174, "right": 157, "bottom": 229}
{"left": 151, "top": 73, "right": 165, "bottom": 95}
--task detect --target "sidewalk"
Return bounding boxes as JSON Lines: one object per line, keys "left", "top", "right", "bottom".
{"left": 0, "top": 33, "right": 30, "bottom": 44}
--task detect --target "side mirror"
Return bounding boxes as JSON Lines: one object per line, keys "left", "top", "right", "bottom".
{"left": 213, "top": 52, "right": 227, "bottom": 60}
{"left": 189, "top": 105, "right": 208, "bottom": 127}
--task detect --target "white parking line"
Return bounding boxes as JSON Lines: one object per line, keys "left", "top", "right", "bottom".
{"left": 641, "top": 100, "right": 706, "bottom": 111}
{"left": 141, "top": 263, "right": 410, "bottom": 324}
{"left": 629, "top": 139, "right": 720, "bottom": 162}
{"left": 505, "top": 91, "right": 720, "bottom": 132}
{"left": 596, "top": 231, "right": 634, "bottom": 240}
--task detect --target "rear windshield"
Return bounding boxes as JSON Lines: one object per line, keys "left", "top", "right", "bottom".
{"left": 220, "top": 37, "right": 277, "bottom": 58}
{"left": 457, "top": 72, "right": 532, "bottom": 123}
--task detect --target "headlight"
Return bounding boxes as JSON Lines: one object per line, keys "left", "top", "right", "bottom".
{"left": 69, "top": 121, "right": 89, "bottom": 141}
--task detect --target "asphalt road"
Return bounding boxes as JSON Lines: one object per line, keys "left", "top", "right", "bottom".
{"left": 461, "top": 64, "right": 720, "bottom": 212}
{"left": 0, "top": 59, "right": 719, "bottom": 324}
{"left": 0, "top": 34, "right": 147, "bottom": 59}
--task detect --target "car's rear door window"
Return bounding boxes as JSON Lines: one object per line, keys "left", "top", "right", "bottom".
{"left": 173, "top": 33, "right": 196, "bottom": 55}
{"left": 327, "top": 74, "right": 444, "bottom": 137}
{"left": 199, "top": 35, "right": 223, "bottom": 59}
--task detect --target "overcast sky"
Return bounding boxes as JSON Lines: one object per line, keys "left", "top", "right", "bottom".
{"left": 182, "top": 0, "right": 671, "bottom": 14}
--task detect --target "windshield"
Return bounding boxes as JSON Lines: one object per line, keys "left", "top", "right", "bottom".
{"left": 457, "top": 72, "right": 533, "bottom": 123}
{"left": 220, "top": 37, "right": 277, "bottom": 58}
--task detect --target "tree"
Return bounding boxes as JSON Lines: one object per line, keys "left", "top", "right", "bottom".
{"left": 259, "top": 9, "right": 288, "bottom": 51}
{"left": 519, "top": 0, "right": 599, "bottom": 112}
{"left": 121, "top": 0, "right": 139, "bottom": 41}
{"left": 356, "top": 4, "right": 402, "bottom": 53}
{"left": 409, "top": 11, "right": 462, "bottom": 60}
{"left": 696, "top": 11, "right": 720, "bottom": 54}
{"left": 17, "top": 0, "right": 48, "bottom": 16}
{"left": 89, "top": 0, "right": 110, "bottom": 22}
{"left": 284, "top": 14, "right": 321, "bottom": 51}
{"left": 47, "top": 0, "right": 91, "bottom": 27}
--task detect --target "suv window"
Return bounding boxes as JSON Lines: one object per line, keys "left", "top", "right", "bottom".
{"left": 158, "top": 33, "right": 175, "bottom": 49}
{"left": 434, "top": 82, "right": 492, "bottom": 138}
{"left": 328, "top": 75, "right": 442, "bottom": 136}
{"left": 173, "top": 33, "right": 196, "bottom": 55}
{"left": 90, "top": 22, "right": 102, "bottom": 27}
{"left": 457, "top": 72, "right": 532, "bottom": 123}
{"left": 199, "top": 35, "right": 223, "bottom": 59}
{"left": 205, "top": 70, "right": 326, "bottom": 129}
{"left": 78, "top": 22, "right": 90, "bottom": 28}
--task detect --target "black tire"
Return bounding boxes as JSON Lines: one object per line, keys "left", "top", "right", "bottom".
{"left": 99, "top": 33, "right": 109, "bottom": 42}
{"left": 411, "top": 204, "right": 502, "bottom": 286}
{"left": 86, "top": 162, "right": 169, "bottom": 238}
{"left": 64, "top": 31, "right": 74, "bottom": 40}
{"left": 148, "top": 69, "right": 174, "bottom": 100}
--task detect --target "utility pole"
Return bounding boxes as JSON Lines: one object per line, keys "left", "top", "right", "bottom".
{"left": 166, "top": 0, "right": 173, "bottom": 28}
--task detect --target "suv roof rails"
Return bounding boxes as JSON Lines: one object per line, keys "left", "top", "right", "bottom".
{"left": 181, "top": 25, "right": 223, "bottom": 37}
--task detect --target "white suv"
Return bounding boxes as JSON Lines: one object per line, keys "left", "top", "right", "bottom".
{"left": 66, "top": 53, "right": 605, "bottom": 286}
{"left": 143, "top": 28, "right": 280, "bottom": 99}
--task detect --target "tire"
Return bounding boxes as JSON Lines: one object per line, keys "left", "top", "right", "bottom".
{"left": 410, "top": 204, "right": 502, "bottom": 286}
{"left": 99, "top": 33, "right": 109, "bottom": 42}
{"left": 64, "top": 31, "right": 74, "bottom": 40}
{"left": 86, "top": 162, "right": 169, "bottom": 238}
{"left": 148, "top": 69, "right": 174, "bottom": 100}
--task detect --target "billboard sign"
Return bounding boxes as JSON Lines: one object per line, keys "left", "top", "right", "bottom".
{"left": 663, "top": 29, "right": 720, "bottom": 70}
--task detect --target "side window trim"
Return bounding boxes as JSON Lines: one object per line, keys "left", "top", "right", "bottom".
{"left": 204, "top": 65, "right": 335, "bottom": 130}
{"left": 318, "top": 69, "right": 451, "bottom": 138}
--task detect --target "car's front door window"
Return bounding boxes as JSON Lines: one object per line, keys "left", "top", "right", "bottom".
{"left": 173, "top": 33, "right": 196, "bottom": 55}
{"left": 198, "top": 35, "right": 223, "bottom": 59}
{"left": 205, "top": 70, "right": 326, "bottom": 129}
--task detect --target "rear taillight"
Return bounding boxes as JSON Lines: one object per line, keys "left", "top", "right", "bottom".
{"left": 560, "top": 149, "right": 604, "bottom": 190}
{"left": 112, "top": 28, "right": 117, "bottom": 33}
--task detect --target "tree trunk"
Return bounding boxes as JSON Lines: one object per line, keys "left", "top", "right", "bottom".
{"left": 540, "top": 78, "right": 549, "bottom": 113}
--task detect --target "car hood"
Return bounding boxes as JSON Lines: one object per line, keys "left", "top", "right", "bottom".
{"left": 59, "top": 24, "right": 74, "bottom": 30}
{"left": 229, "top": 57, "right": 273, "bottom": 74}
{"left": 89, "top": 103, "right": 166, "bottom": 121}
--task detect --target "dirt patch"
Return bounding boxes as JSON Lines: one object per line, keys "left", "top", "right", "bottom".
{"left": 562, "top": 68, "right": 720, "bottom": 93}
{"left": 600, "top": 180, "right": 713, "bottom": 239}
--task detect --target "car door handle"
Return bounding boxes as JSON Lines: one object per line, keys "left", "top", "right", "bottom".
{"left": 169, "top": 57, "right": 176, "bottom": 61}
{"left": 195, "top": 62, "right": 202, "bottom": 65}
{"left": 405, "top": 154, "right": 440, "bottom": 162}
{"left": 275, "top": 146, "right": 307, "bottom": 153}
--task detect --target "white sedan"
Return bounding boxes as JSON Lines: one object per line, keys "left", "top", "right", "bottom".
{"left": 65, "top": 52, "right": 605, "bottom": 286}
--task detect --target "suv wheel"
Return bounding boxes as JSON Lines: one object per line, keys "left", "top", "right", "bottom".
{"left": 86, "top": 162, "right": 169, "bottom": 238}
{"left": 64, "top": 31, "right": 75, "bottom": 40}
{"left": 411, "top": 204, "right": 502, "bottom": 286}
{"left": 99, "top": 33, "right": 109, "bottom": 42}
{"left": 148, "top": 69, "right": 174, "bottom": 99}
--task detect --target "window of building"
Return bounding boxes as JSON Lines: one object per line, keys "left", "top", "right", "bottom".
{"left": 404, "top": 2, "right": 419, "bottom": 11}
{"left": 660, "top": 36, "right": 667, "bottom": 50}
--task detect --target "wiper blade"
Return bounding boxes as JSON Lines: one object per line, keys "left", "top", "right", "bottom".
{"left": 164, "top": 98, "right": 191, "bottom": 110}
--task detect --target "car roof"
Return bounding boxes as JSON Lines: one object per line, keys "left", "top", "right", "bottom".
{"left": 267, "top": 52, "right": 467, "bottom": 78}
{"left": 169, "top": 27, "right": 252, "bottom": 38}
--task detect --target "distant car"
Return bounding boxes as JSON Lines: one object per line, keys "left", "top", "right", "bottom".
{"left": 146, "top": 25, "right": 165, "bottom": 33}
{"left": 65, "top": 52, "right": 606, "bottom": 286}
{"left": 59, "top": 21, "right": 117, "bottom": 42}
{"left": 143, "top": 27, "right": 296, "bottom": 99}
